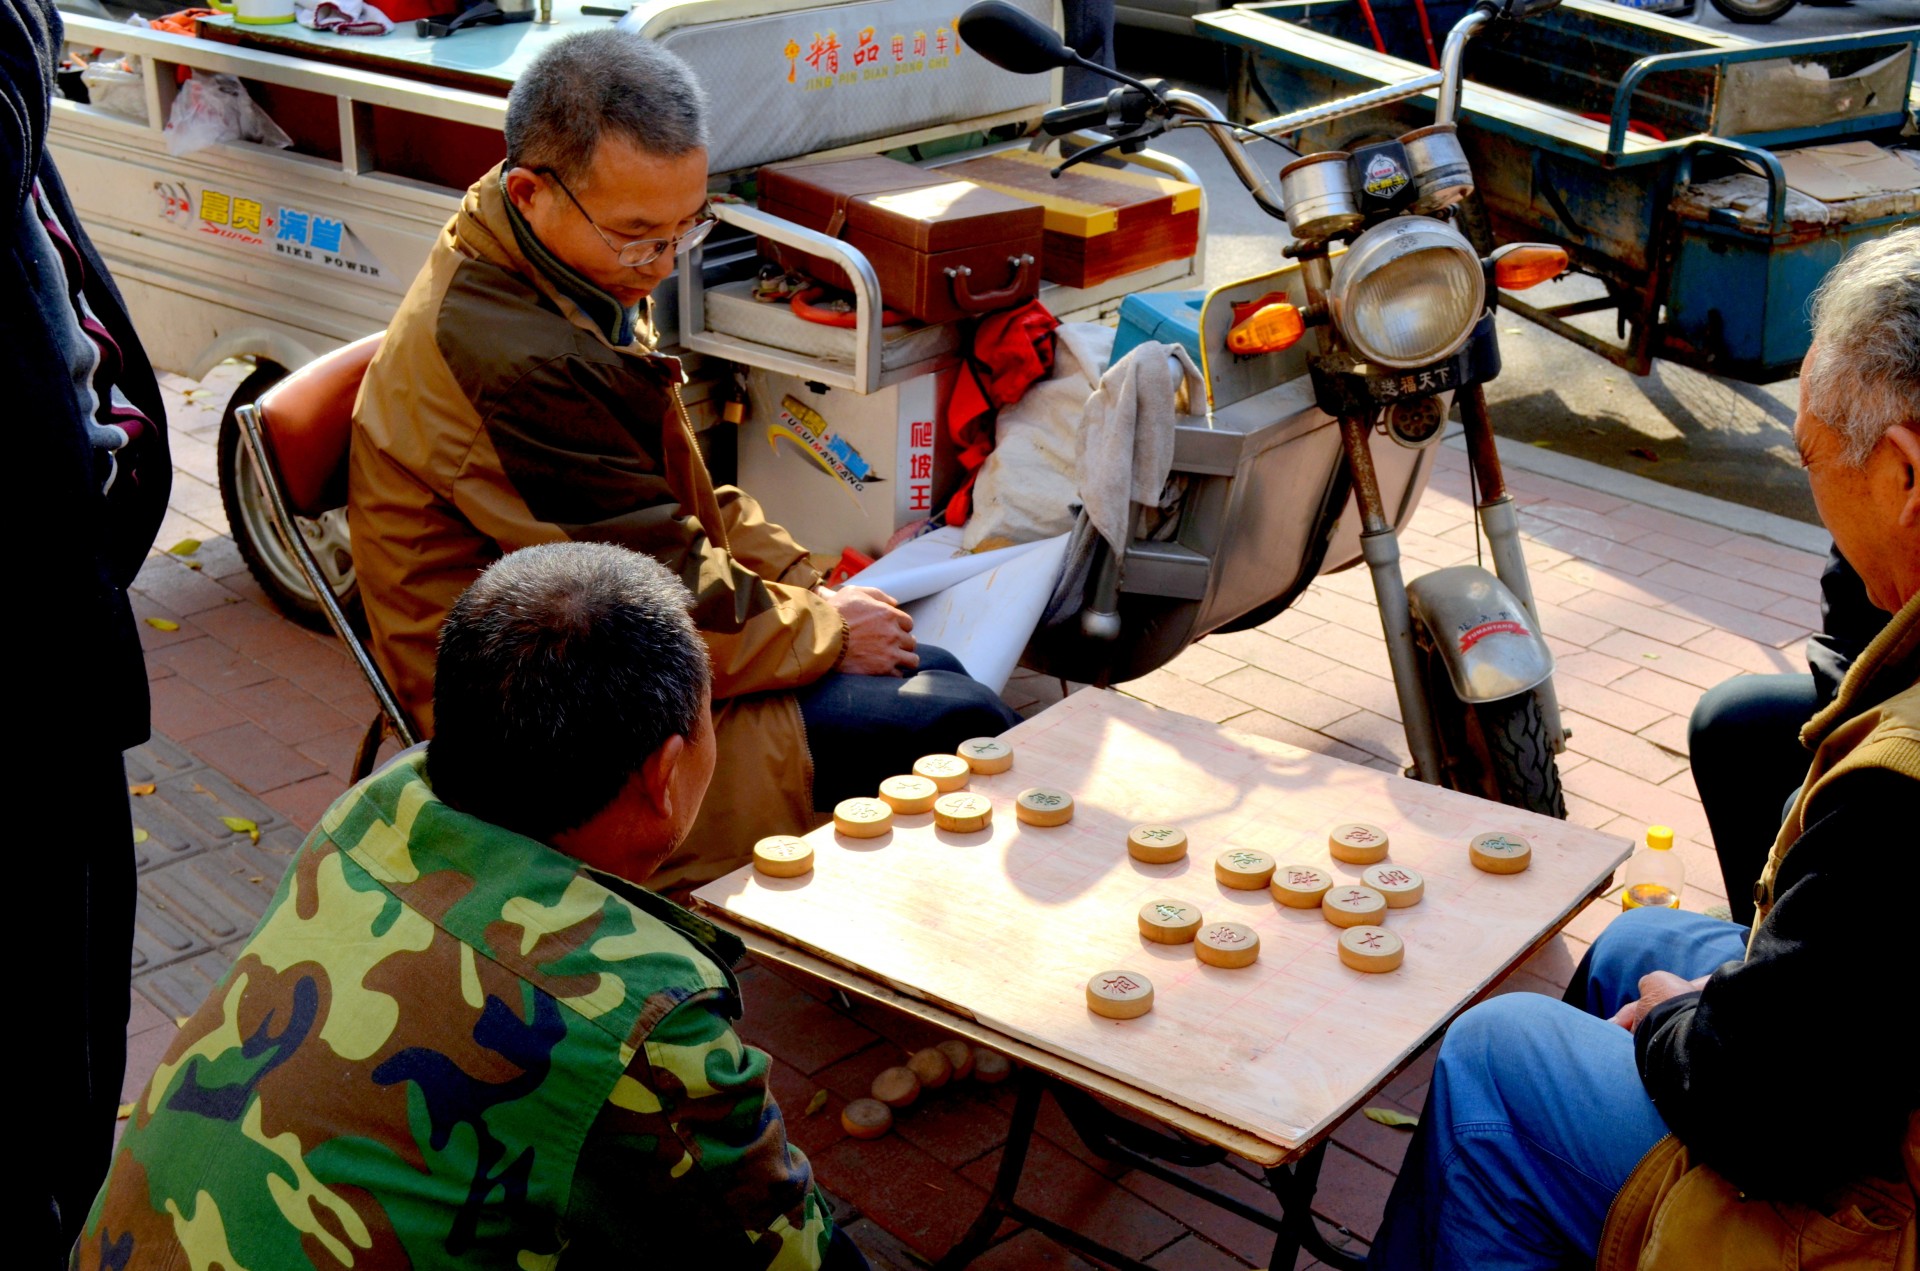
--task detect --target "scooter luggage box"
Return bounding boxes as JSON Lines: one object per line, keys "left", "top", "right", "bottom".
{"left": 939, "top": 150, "right": 1201, "bottom": 289}
{"left": 758, "top": 156, "right": 1044, "bottom": 325}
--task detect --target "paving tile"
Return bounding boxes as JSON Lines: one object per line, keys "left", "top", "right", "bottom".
{"left": 1209, "top": 667, "right": 1358, "bottom": 731}
{"left": 1590, "top": 632, "right": 1744, "bottom": 691}
{"left": 1202, "top": 629, "right": 1341, "bottom": 682}
{"left": 1164, "top": 642, "right": 1243, "bottom": 685}
{"left": 1639, "top": 561, "right": 1793, "bottom": 617}
{"left": 260, "top": 773, "right": 348, "bottom": 834}
{"left": 222, "top": 677, "right": 359, "bottom": 747}
{"left": 1289, "top": 623, "right": 1394, "bottom": 680}
{"left": 167, "top": 472, "right": 228, "bottom": 523}
{"left": 153, "top": 765, "right": 287, "bottom": 843}
{"left": 962, "top": 1136, "right": 1187, "bottom": 1262}
{"left": 132, "top": 555, "right": 244, "bottom": 617}
{"left": 131, "top": 594, "right": 194, "bottom": 655}
{"left": 1552, "top": 648, "right": 1638, "bottom": 687}
{"left": 1636, "top": 715, "right": 1692, "bottom": 757}
{"left": 1524, "top": 501, "right": 1649, "bottom": 544}
{"left": 1522, "top": 569, "right": 1590, "bottom": 607}
{"left": 296, "top": 723, "right": 378, "bottom": 779}
{"left": 1562, "top": 763, "right": 1710, "bottom": 845}
{"left": 1525, "top": 525, "right": 1665, "bottom": 576}
{"left": 130, "top": 886, "right": 210, "bottom": 974}
{"left": 1760, "top": 593, "right": 1822, "bottom": 629}
{"left": 189, "top": 721, "right": 326, "bottom": 794}
{"left": 189, "top": 598, "right": 327, "bottom": 661}
{"left": 1255, "top": 607, "right": 1327, "bottom": 643}
{"left": 968, "top": 1227, "right": 1107, "bottom": 1270}
{"left": 1329, "top": 1098, "right": 1420, "bottom": 1174}
{"left": 1517, "top": 932, "right": 1583, "bottom": 992}
{"left": 130, "top": 796, "right": 208, "bottom": 873}
{"left": 1290, "top": 588, "right": 1388, "bottom": 638}
{"left": 1120, "top": 669, "right": 1256, "bottom": 725}
{"left": 815, "top": 1131, "right": 993, "bottom": 1261}
{"left": 1319, "top": 710, "right": 1410, "bottom": 766}
{"left": 1548, "top": 560, "right": 1683, "bottom": 608}
{"left": 1551, "top": 675, "right": 1668, "bottom": 734}
{"left": 1121, "top": 1159, "right": 1283, "bottom": 1266}
{"left": 1681, "top": 628, "right": 1807, "bottom": 678}
{"left": 764, "top": 1055, "right": 849, "bottom": 1162}
{"left": 1562, "top": 712, "right": 1688, "bottom": 784}
{"left": 147, "top": 839, "right": 298, "bottom": 945}
{"left": 736, "top": 963, "right": 885, "bottom": 1076}
{"left": 836, "top": 1218, "right": 931, "bottom": 1271}
{"left": 153, "top": 636, "right": 278, "bottom": 696}
{"left": 1565, "top": 590, "right": 1711, "bottom": 647}
{"left": 892, "top": 1083, "right": 1014, "bottom": 1171}
{"left": 1219, "top": 711, "right": 1375, "bottom": 766}
{"left": 1563, "top": 790, "right": 1620, "bottom": 831}
{"left": 1504, "top": 472, "right": 1629, "bottom": 515}
{"left": 1528, "top": 599, "right": 1616, "bottom": 650}
{"left": 1304, "top": 664, "right": 1404, "bottom": 724}
{"left": 1308, "top": 1144, "right": 1393, "bottom": 1242}
{"left": 147, "top": 674, "right": 247, "bottom": 741}
{"left": 1655, "top": 541, "right": 1821, "bottom": 602}
{"left": 1610, "top": 668, "right": 1707, "bottom": 718}
{"left": 1148, "top": 1234, "right": 1262, "bottom": 1270}
{"left": 128, "top": 989, "right": 172, "bottom": 1035}
{"left": 1599, "top": 504, "right": 1738, "bottom": 549}
{"left": 122, "top": 1020, "right": 180, "bottom": 1106}
{"left": 1659, "top": 593, "right": 1806, "bottom": 650}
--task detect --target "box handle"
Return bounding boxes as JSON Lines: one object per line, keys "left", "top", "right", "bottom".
{"left": 946, "top": 254, "right": 1036, "bottom": 314}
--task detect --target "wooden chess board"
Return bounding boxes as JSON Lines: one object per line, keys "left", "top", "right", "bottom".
{"left": 694, "top": 689, "right": 1629, "bottom": 1149}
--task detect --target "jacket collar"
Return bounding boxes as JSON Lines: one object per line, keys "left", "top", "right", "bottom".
{"left": 454, "top": 163, "right": 656, "bottom": 352}
{"left": 1802, "top": 589, "right": 1920, "bottom": 750}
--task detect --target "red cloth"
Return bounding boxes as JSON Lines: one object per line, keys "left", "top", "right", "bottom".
{"left": 944, "top": 300, "right": 1059, "bottom": 526}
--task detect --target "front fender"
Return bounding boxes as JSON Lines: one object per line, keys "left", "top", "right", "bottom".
{"left": 1405, "top": 566, "right": 1553, "bottom": 703}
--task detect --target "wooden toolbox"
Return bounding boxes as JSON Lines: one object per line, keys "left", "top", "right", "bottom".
{"left": 939, "top": 150, "right": 1201, "bottom": 290}
{"left": 758, "top": 156, "right": 1045, "bottom": 325}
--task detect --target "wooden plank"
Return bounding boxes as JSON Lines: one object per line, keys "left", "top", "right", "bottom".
{"left": 695, "top": 689, "right": 1629, "bottom": 1151}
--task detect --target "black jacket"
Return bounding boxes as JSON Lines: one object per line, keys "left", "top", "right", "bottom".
{"left": 4, "top": 0, "right": 170, "bottom": 750}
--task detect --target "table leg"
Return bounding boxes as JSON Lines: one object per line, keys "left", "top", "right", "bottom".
{"left": 932, "top": 1072, "right": 1044, "bottom": 1271}
{"left": 1265, "top": 1144, "right": 1367, "bottom": 1271}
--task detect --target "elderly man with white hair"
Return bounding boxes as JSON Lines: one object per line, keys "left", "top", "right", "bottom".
{"left": 1367, "top": 227, "right": 1920, "bottom": 1271}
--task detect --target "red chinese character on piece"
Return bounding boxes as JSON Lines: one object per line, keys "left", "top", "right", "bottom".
{"left": 1210, "top": 927, "right": 1244, "bottom": 943}
{"left": 910, "top": 454, "right": 933, "bottom": 480}
{"left": 854, "top": 27, "right": 879, "bottom": 65}
{"left": 1104, "top": 975, "right": 1140, "bottom": 993}
{"left": 910, "top": 420, "right": 934, "bottom": 447}
{"left": 912, "top": 29, "right": 927, "bottom": 56}
{"left": 890, "top": 33, "right": 906, "bottom": 60}
{"left": 1360, "top": 932, "right": 1384, "bottom": 948}
{"left": 1289, "top": 870, "right": 1317, "bottom": 885}
{"left": 784, "top": 38, "right": 800, "bottom": 82}
{"left": 910, "top": 484, "right": 932, "bottom": 512}
{"left": 1379, "top": 870, "right": 1411, "bottom": 886}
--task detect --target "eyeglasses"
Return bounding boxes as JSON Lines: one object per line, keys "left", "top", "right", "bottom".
{"left": 537, "top": 167, "right": 716, "bottom": 269}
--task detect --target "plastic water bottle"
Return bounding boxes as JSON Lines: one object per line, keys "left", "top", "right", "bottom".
{"left": 1621, "top": 825, "right": 1684, "bottom": 910}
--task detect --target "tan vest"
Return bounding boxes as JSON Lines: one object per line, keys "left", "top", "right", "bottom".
{"left": 1597, "top": 591, "right": 1920, "bottom": 1271}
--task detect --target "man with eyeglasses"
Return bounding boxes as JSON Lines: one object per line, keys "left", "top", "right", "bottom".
{"left": 350, "top": 29, "right": 1018, "bottom": 890}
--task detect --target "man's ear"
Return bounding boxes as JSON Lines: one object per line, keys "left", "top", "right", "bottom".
{"left": 503, "top": 166, "right": 542, "bottom": 217}
{"left": 1887, "top": 424, "right": 1920, "bottom": 528}
{"left": 639, "top": 733, "right": 688, "bottom": 822}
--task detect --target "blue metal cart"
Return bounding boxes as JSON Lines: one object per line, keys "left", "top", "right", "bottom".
{"left": 1198, "top": 0, "right": 1919, "bottom": 381}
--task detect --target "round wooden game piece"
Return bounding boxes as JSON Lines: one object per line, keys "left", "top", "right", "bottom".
{"left": 833, "top": 797, "right": 893, "bottom": 839}
{"left": 1470, "top": 831, "right": 1533, "bottom": 875}
{"left": 913, "top": 753, "right": 972, "bottom": 792}
{"left": 1361, "top": 863, "right": 1425, "bottom": 908}
{"left": 908, "top": 1047, "right": 953, "bottom": 1091}
{"left": 957, "top": 737, "right": 1015, "bottom": 775}
{"left": 870, "top": 1066, "right": 921, "bottom": 1108}
{"left": 1323, "top": 884, "right": 1389, "bottom": 928}
{"left": 1086, "top": 970, "right": 1154, "bottom": 1019}
{"left": 1127, "top": 824, "right": 1189, "bottom": 864}
{"left": 840, "top": 1097, "right": 894, "bottom": 1139}
{"left": 1329, "top": 822, "right": 1391, "bottom": 864}
{"left": 1214, "top": 848, "right": 1276, "bottom": 890}
{"left": 1194, "top": 922, "right": 1261, "bottom": 969}
{"left": 751, "top": 835, "right": 814, "bottom": 878}
{"left": 878, "top": 774, "right": 939, "bottom": 815}
{"left": 1015, "top": 787, "right": 1075, "bottom": 827}
{"left": 1270, "top": 864, "right": 1334, "bottom": 908}
{"left": 971, "top": 1047, "right": 1012, "bottom": 1084}
{"left": 936, "top": 1039, "right": 974, "bottom": 1081}
{"left": 1338, "top": 925, "right": 1405, "bottom": 973}
{"left": 933, "top": 791, "right": 993, "bottom": 833}
{"left": 1137, "top": 899, "right": 1203, "bottom": 944}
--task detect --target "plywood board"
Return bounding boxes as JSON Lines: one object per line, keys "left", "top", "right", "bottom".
{"left": 695, "top": 689, "right": 1629, "bottom": 1149}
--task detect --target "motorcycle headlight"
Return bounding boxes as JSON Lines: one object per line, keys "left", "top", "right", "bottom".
{"left": 1329, "top": 218, "right": 1485, "bottom": 369}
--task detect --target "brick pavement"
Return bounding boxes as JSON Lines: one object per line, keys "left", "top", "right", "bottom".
{"left": 118, "top": 364, "right": 1829, "bottom": 1267}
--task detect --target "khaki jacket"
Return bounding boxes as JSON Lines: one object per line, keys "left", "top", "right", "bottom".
{"left": 349, "top": 165, "right": 840, "bottom": 887}
{"left": 1598, "top": 591, "right": 1920, "bottom": 1271}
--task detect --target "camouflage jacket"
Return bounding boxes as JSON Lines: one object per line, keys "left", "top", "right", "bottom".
{"left": 78, "top": 753, "right": 836, "bottom": 1269}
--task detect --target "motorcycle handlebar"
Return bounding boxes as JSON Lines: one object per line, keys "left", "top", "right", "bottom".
{"left": 1041, "top": 97, "right": 1113, "bottom": 136}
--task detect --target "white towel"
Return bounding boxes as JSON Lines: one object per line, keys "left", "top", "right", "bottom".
{"left": 1076, "top": 340, "right": 1198, "bottom": 556}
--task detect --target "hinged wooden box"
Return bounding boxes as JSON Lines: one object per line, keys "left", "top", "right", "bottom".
{"left": 758, "top": 156, "right": 1045, "bottom": 325}
{"left": 940, "top": 150, "right": 1201, "bottom": 290}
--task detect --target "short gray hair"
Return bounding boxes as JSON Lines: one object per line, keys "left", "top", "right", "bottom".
{"left": 506, "top": 29, "right": 708, "bottom": 187}
{"left": 428, "top": 542, "right": 710, "bottom": 840}
{"left": 1805, "top": 225, "right": 1920, "bottom": 466}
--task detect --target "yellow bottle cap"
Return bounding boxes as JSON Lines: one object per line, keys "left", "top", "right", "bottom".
{"left": 1646, "top": 825, "right": 1674, "bottom": 851}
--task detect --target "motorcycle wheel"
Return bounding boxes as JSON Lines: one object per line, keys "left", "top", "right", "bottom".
{"left": 1417, "top": 624, "right": 1567, "bottom": 818}
{"left": 1706, "top": 0, "right": 1795, "bottom": 23}
{"left": 216, "top": 362, "right": 363, "bottom": 632}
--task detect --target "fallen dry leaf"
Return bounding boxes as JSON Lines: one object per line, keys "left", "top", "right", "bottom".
{"left": 133, "top": 828, "right": 149, "bottom": 844}
{"left": 1363, "top": 1106, "right": 1419, "bottom": 1128}
{"left": 118, "top": 1102, "right": 136, "bottom": 1121}
{"left": 168, "top": 539, "right": 202, "bottom": 556}
{"left": 143, "top": 617, "right": 180, "bottom": 632}
{"left": 221, "top": 815, "right": 261, "bottom": 843}
{"left": 249, "top": 876, "right": 263, "bottom": 884}
{"left": 129, "top": 783, "right": 156, "bottom": 796}
{"left": 805, "top": 1089, "right": 829, "bottom": 1117}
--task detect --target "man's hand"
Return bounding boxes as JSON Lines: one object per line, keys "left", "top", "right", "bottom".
{"left": 1608, "top": 970, "right": 1710, "bottom": 1033}
{"left": 820, "top": 584, "right": 917, "bottom": 676}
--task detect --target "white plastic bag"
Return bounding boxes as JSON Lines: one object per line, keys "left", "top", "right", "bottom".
{"left": 164, "top": 72, "right": 294, "bottom": 157}
{"left": 79, "top": 56, "right": 146, "bottom": 121}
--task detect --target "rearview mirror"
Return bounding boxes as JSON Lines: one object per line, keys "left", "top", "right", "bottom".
{"left": 958, "top": 1, "right": 1076, "bottom": 74}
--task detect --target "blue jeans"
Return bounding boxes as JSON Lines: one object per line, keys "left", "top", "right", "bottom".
{"left": 794, "top": 644, "right": 1021, "bottom": 810}
{"left": 1369, "top": 908, "right": 1747, "bottom": 1271}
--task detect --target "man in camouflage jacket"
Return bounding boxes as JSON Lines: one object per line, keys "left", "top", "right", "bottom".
{"left": 77, "top": 543, "right": 863, "bottom": 1269}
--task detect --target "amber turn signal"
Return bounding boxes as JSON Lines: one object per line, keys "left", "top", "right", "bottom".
{"left": 1226, "top": 302, "right": 1306, "bottom": 355}
{"left": 1492, "top": 244, "right": 1568, "bottom": 292}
